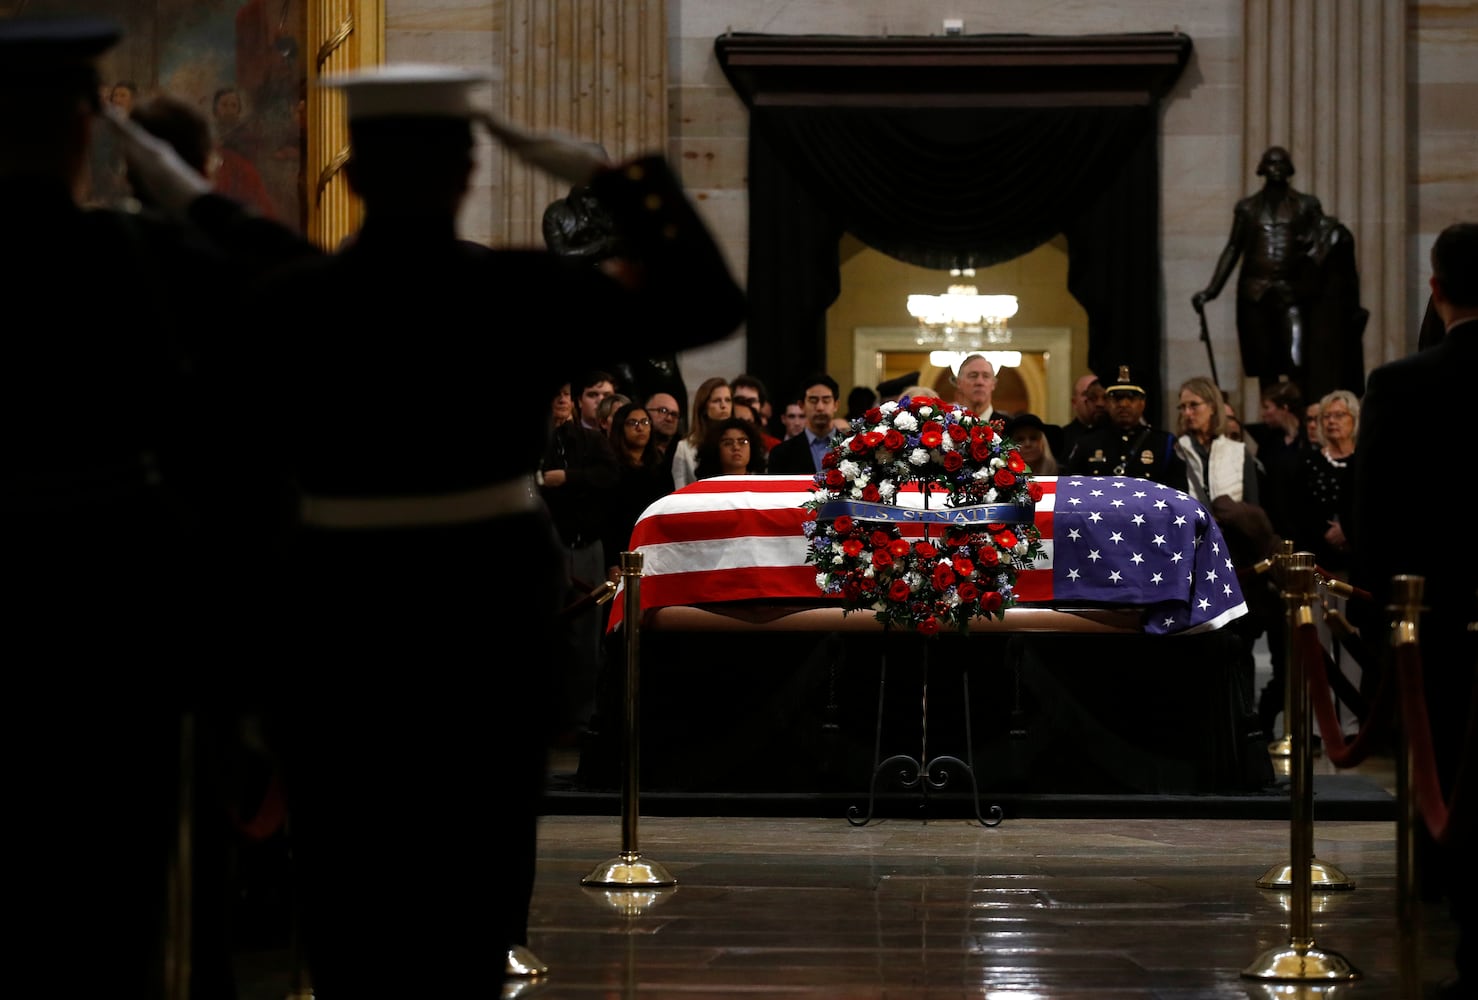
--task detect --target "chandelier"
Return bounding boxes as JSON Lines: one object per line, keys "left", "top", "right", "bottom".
{"left": 906, "top": 269, "right": 1018, "bottom": 350}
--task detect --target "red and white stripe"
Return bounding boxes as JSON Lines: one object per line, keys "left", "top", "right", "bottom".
{"left": 607, "top": 475, "right": 1060, "bottom": 630}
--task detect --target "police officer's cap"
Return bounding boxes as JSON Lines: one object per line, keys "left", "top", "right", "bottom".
{"left": 0, "top": 16, "right": 121, "bottom": 103}
{"left": 321, "top": 63, "right": 492, "bottom": 122}
{"left": 876, "top": 371, "right": 920, "bottom": 399}
{"left": 1105, "top": 365, "right": 1145, "bottom": 397}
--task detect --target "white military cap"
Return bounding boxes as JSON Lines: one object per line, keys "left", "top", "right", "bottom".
{"left": 320, "top": 63, "right": 490, "bottom": 121}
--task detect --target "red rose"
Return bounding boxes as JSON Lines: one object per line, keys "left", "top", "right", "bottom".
{"left": 864, "top": 431, "right": 885, "bottom": 448}
{"left": 870, "top": 530, "right": 891, "bottom": 548}
{"left": 981, "top": 591, "right": 1004, "bottom": 612}
{"left": 977, "top": 546, "right": 1000, "bottom": 566}
{"left": 914, "top": 541, "right": 938, "bottom": 559}
{"left": 833, "top": 515, "right": 853, "bottom": 534}
{"left": 942, "top": 451, "right": 964, "bottom": 472}
{"left": 947, "top": 424, "right": 967, "bottom": 442}
{"left": 824, "top": 468, "right": 845, "bottom": 486}
{"left": 993, "top": 468, "right": 1016, "bottom": 488}
{"left": 842, "top": 539, "right": 864, "bottom": 557}
{"left": 994, "top": 529, "right": 1019, "bottom": 550}
{"left": 861, "top": 483, "right": 881, "bottom": 502}
{"left": 822, "top": 450, "right": 839, "bottom": 468}
{"left": 952, "top": 556, "right": 975, "bottom": 577}
{"left": 1027, "top": 481, "right": 1044, "bottom": 501}
{"left": 849, "top": 436, "right": 870, "bottom": 453}
{"left": 1007, "top": 451, "right": 1026, "bottom": 473}
{"left": 888, "top": 579, "right": 911, "bottom": 601}
{"left": 957, "top": 581, "right": 979, "bottom": 602}
{"left": 857, "top": 574, "right": 877, "bottom": 592}
{"left": 872, "top": 548, "right": 894, "bottom": 569}
{"left": 865, "top": 406, "right": 883, "bottom": 424}
{"left": 932, "top": 562, "right": 956, "bottom": 590}
{"left": 918, "top": 616, "right": 940, "bottom": 636}
{"left": 883, "top": 428, "right": 906, "bottom": 452}
{"left": 971, "top": 439, "right": 993, "bottom": 461}
{"left": 888, "top": 538, "right": 911, "bottom": 558}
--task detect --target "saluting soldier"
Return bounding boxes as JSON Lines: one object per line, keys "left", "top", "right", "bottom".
{"left": 1066, "top": 366, "right": 1188, "bottom": 487}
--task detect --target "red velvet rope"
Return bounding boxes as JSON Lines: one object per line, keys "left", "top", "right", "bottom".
{"left": 227, "top": 771, "right": 287, "bottom": 842}
{"left": 1299, "top": 622, "right": 1385, "bottom": 769}
{"left": 1393, "top": 643, "right": 1457, "bottom": 847}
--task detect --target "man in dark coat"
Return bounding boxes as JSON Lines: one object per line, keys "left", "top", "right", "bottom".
{"left": 1349, "top": 222, "right": 1477, "bottom": 999}
{"left": 0, "top": 17, "right": 288, "bottom": 995}
{"left": 766, "top": 372, "right": 841, "bottom": 475}
{"left": 1066, "top": 366, "right": 1188, "bottom": 488}
{"left": 232, "top": 65, "right": 745, "bottom": 997}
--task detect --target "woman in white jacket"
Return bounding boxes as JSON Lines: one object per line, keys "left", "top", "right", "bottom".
{"left": 1174, "top": 375, "right": 1261, "bottom": 507}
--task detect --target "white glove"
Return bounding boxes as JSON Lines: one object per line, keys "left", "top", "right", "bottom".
{"left": 475, "top": 111, "right": 611, "bottom": 187}
{"left": 102, "top": 108, "right": 212, "bottom": 217}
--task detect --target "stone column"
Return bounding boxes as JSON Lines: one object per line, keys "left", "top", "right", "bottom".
{"left": 497, "top": 0, "right": 668, "bottom": 246}
{"left": 1243, "top": 0, "right": 1407, "bottom": 374}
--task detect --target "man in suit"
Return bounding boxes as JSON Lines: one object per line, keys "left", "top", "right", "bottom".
{"left": 1349, "top": 222, "right": 1477, "bottom": 1000}
{"left": 766, "top": 372, "right": 841, "bottom": 475}
{"left": 952, "top": 351, "right": 1003, "bottom": 422}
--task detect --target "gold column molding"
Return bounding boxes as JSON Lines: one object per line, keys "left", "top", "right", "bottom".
{"left": 498, "top": 0, "right": 667, "bottom": 246}
{"left": 306, "top": 0, "right": 384, "bottom": 250}
{"left": 1243, "top": 0, "right": 1407, "bottom": 371}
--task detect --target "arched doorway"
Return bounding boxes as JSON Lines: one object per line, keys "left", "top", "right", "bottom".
{"left": 715, "top": 31, "right": 1191, "bottom": 418}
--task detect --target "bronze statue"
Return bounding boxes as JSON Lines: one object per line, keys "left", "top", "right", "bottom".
{"left": 1193, "top": 146, "right": 1367, "bottom": 400}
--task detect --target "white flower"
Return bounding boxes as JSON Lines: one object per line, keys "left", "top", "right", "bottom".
{"left": 838, "top": 459, "right": 861, "bottom": 480}
{"left": 878, "top": 481, "right": 897, "bottom": 500}
{"left": 892, "top": 411, "right": 919, "bottom": 432}
{"left": 908, "top": 448, "right": 930, "bottom": 466}
{"left": 815, "top": 573, "right": 829, "bottom": 589}
{"left": 880, "top": 400, "right": 900, "bottom": 417}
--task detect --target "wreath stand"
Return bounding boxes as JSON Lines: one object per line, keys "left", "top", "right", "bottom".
{"left": 842, "top": 484, "right": 1015, "bottom": 828}
{"left": 846, "top": 627, "right": 1004, "bottom": 828}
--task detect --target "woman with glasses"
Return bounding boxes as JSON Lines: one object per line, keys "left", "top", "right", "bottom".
{"left": 1173, "top": 375, "right": 1261, "bottom": 509}
{"left": 695, "top": 417, "right": 768, "bottom": 479}
{"left": 602, "top": 402, "right": 674, "bottom": 586}
{"left": 1292, "top": 388, "right": 1360, "bottom": 578}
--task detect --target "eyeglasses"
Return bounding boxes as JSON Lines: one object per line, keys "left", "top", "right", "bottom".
{"left": 624, "top": 418, "right": 651, "bottom": 428}
{"left": 647, "top": 406, "right": 678, "bottom": 417}
{"left": 1177, "top": 401, "right": 1207, "bottom": 411}
{"left": 720, "top": 438, "right": 750, "bottom": 448}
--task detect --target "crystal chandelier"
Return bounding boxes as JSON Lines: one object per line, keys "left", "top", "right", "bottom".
{"left": 906, "top": 269, "right": 1018, "bottom": 350}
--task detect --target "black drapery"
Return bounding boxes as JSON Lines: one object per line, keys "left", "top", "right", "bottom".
{"left": 723, "top": 34, "right": 1190, "bottom": 417}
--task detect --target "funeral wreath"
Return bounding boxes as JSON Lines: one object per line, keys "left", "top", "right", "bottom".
{"left": 801, "top": 394, "right": 1046, "bottom": 635}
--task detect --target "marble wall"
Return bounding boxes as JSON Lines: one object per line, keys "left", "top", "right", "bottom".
{"left": 386, "top": 0, "right": 1476, "bottom": 427}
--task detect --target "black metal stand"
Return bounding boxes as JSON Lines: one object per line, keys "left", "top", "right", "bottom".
{"left": 847, "top": 635, "right": 1003, "bottom": 827}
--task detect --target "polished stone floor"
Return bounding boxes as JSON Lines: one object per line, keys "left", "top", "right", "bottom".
{"left": 232, "top": 640, "right": 1463, "bottom": 999}
{"left": 506, "top": 756, "right": 1456, "bottom": 1000}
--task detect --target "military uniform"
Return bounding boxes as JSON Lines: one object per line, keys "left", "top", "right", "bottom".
{"left": 1068, "top": 422, "right": 1186, "bottom": 485}
{"left": 239, "top": 67, "right": 746, "bottom": 997}
{"left": 1066, "top": 366, "right": 1188, "bottom": 488}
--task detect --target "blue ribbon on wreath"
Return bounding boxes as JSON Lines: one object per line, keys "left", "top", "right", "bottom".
{"left": 814, "top": 499, "right": 1035, "bottom": 526}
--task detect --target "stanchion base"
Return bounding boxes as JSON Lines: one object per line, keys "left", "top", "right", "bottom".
{"left": 582, "top": 852, "right": 677, "bottom": 888}
{"left": 1267, "top": 735, "right": 1321, "bottom": 758}
{"left": 1255, "top": 859, "right": 1356, "bottom": 891}
{"left": 1242, "top": 943, "right": 1360, "bottom": 981}
{"left": 506, "top": 944, "right": 549, "bottom": 977}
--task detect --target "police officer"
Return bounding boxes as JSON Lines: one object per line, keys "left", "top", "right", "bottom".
{"left": 1066, "top": 366, "right": 1188, "bottom": 487}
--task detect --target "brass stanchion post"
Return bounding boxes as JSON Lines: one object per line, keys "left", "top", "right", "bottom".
{"left": 1244, "top": 552, "right": 1360, "bottom": 982}
{"left": 1269, "top": 541, "right": 1298, "bottom": 758}
{"left": 583, "top": 550, "right": 676, "bottom": 889}
{"left": 1391, "top": 575, "right": 1426, "bottom": 1000}
{"left": 1258, "top": 548, "right": 1353, "bottom": 892}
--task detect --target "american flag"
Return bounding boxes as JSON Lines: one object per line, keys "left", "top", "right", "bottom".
{"left": 607, "top": 475, "right": 1246, "bottom": 635}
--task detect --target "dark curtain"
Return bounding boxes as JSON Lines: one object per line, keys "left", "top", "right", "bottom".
{"left": 745, "top": 103, "right": 1166, "bottom": 414}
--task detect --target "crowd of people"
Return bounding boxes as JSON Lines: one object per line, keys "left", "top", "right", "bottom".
{"left": 4, "top": 10, "right": 1472, "bottom": 998}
